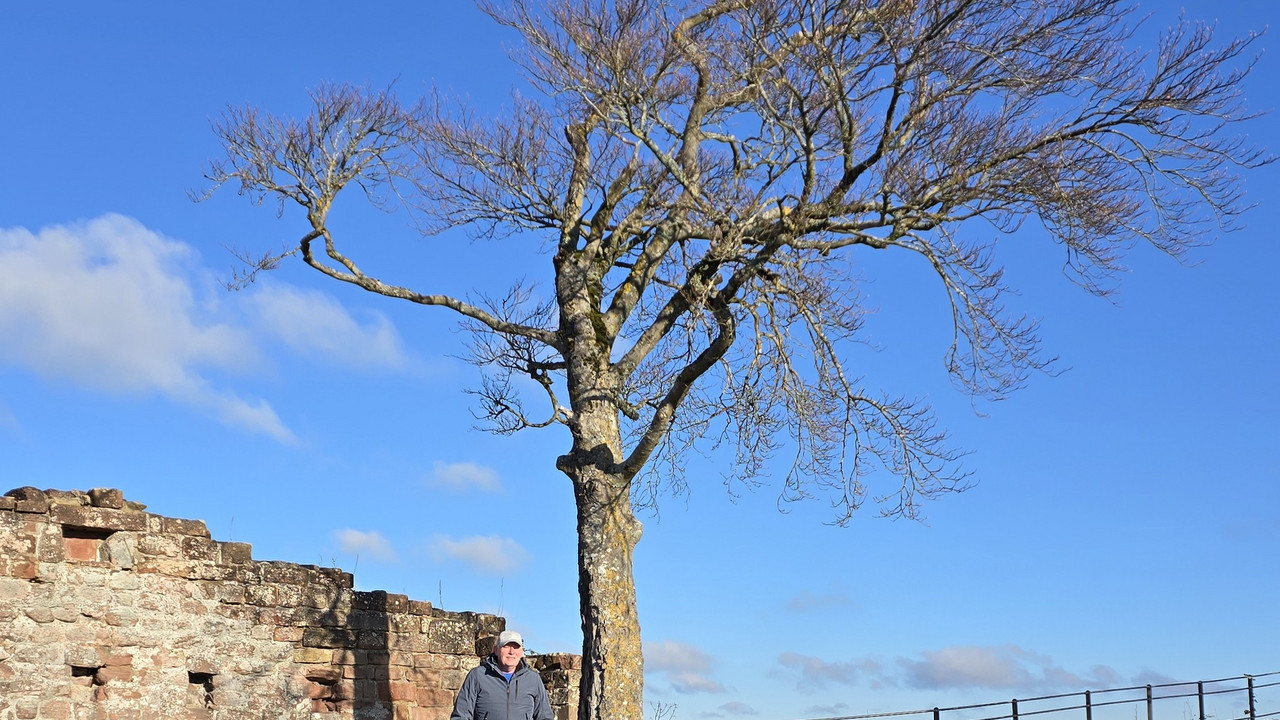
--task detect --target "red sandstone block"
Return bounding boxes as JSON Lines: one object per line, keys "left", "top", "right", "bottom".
{"left": 10, "top": 561, "right": 36, "bottom": 580}
{"left": 40, "top": 700, "right": 71, "bottom": 720}
{"left": 96, "top": 665, "right": 132, "bottom": 683}
{"left": 274, "top": 626, "right": 304, "bottom": 642}
{"left": 388, "top": 651, "right": 416, "bottom": 668}
{"left": 407, "top": 668, "right": 442, "bottom": 686}
{"left": 388, "top": 682, "right": 417, "bottom": 702}
{"left": 64, "top": 537, "right": 100, "bottom": 562}
{"left": 305, "top": 667, "right": 343, "bottom": 684}
{"left": 411, "top": 707, "right": 449, "bottom": 720}
{"left": 415, "top": 688, "right": 456, "bottom": 708}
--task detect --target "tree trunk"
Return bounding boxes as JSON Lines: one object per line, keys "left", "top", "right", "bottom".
{"left": 559, "top": 415, "right": 644, "bottom": 720}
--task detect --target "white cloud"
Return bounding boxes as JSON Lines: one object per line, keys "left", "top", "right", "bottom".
{"left": 427, "top": 534, "right": 529, "bottom": 574}
{"left": 898, "top": 645, "right": 1119, "bottom": 692}
{"left": 646, "top": 640, "right": 726, "bottom": 694}
{"left": 694, "top": 702, "right": 760, "bottom": 719}
{"left": 428, "top": 461, "right": 503, "bottom": 493}
{"left": 0, "top": 215, "right": 293, "bottom": 442}
{"left": 333, "top": 529, "right": 397, "bottom": 561}
{"left": 247, "top": 283, "right": 410, "bottom": 370}
{"left": 777, "top": 652, "right": 882, "bottom": 690}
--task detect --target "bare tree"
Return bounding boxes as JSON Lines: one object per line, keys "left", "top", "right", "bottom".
{"left": 201, "top": 2, "right": 1267, "bottom": 719}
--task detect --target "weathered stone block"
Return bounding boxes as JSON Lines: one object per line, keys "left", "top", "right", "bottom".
{"left": 164, "top": 517, "right": 210, "bottom": 537}
{"left": 87, "top": 488, "right": 124, "bottom": 509}
{"left": 294, "top": 648, "right": 332, "bottom": 664}
{"left": 180, "top": 536, "right": 219, "bottom": 562}
{"left": 0, "top": 496, "right": 14, "bottom": 511}
{"left": 259, "top": 562, "right": 312, "bottom": 585}
{"left": 415, "top": 687, "right": 456, "bottom": 708}
{"left": 354, "top": 590, "right": 409, "bottom": 614}
{"left": 219, "top": 542, "right": 252, "bottom": 564}
{"left": 427, "top": 618, "right": 476, "bottom": 655}
{"left": 6, "top": 487, "right": 49, "bottom": 514}
{"left": 135, "top": 534, "right": 180, "bottom": 558}
{"left": 104, "top": 534, "right": 134, "bottom": 569}
{"left": 50, "top": 505, "right": 147, "bottom": 532}
{"left": 303, "top": 628, "right": 357, "bottom": 649}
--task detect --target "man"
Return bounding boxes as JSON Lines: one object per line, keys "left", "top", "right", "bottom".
{"left": 450, "top": 629, "right": 552, "bottom": 720}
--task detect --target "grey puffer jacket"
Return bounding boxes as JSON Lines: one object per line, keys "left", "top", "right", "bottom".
{"left": 449, "top": 654, "right": 552, "bottom": 720}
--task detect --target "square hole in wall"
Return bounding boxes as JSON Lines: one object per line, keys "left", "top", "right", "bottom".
{"left": 62, "top": 526, "right": 115, "bottom": 562}
{"left": 188, "top": 671, "right": 216, "bottom": 709}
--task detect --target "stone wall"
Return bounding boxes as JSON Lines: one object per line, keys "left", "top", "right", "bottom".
{"left": 0, "top": 487, "right": 581, "bottom": 720}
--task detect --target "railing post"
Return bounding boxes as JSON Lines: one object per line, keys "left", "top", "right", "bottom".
{"left": 1197, "top": 681, "right": 1205, "bottom": 720}
{"left": 1085, "top": 690, "right": 1092, "bottom": 720}
{"left": 934, "top": 707, "right": 941, "bottom": 720}
{"left": 1146, "top": 685, "right": 1154, "bottom": 720}
{"left": 1013, "top": 698, "right": 1019, "bottom": 720}
{"left": 1247, "top": 675, "right": 1256, "bottom": 720}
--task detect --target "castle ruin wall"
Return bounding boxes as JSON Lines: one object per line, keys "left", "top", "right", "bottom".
{"left": 0, "top": 487, "right": 580, "bottom": 720}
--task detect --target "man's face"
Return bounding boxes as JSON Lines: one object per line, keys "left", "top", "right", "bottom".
{"left": 497, "top": 642, "right": 523, "bottom": 670}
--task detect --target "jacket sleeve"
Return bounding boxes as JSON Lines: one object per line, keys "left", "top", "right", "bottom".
{"left": 534, "top": 674, "right": 553, "bottom": 720}
{"left": 450, "top": 667, "right": 480, "bottom": 720}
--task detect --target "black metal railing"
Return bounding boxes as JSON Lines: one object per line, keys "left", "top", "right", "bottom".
{"left": 797, "top": 672, "right": 1280, "bottom": 720}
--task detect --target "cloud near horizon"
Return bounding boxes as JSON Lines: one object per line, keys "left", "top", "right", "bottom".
{"left": 645, "top": 640, "right": 727, "bottom": 694}
{"left": 899, "top": 645, "right": 1119, "bottom": 692}
{"left": 775, "top": 645, "right": 1129, "bottom": 694}
{"left": 696, "top": 701, "right": 760, "bottom": 718}
{"left": 777, "top": 652, "right": 883, "bottom": 690}
{"left": 427, "top": 535, "right": 530, "bottom": 575}
{"left": 0, "top": 214, "right": 415, "bottom": 442}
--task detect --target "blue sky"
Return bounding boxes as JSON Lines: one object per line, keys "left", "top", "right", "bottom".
{"left": 1, "top": 2, "right": 1276, "bottom": 719}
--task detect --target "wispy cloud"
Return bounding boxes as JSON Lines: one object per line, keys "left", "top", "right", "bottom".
{"left": 776, "top": 652, "right": 882, "bottom": 690}
{"left": 804, "top": 702, "right": 852, "bottom": 716}
{"left": 899, "top": 645, "right": 1112, "bottom": 691}
{"left": 695, "top": 701, "right": 760, "bottom": 718}
{"left": 646, "top": 640, "right": 726, "bottom": 694}
{"left": 0, "top": 215, "right": 293, "bottom": 442}
{"left": 427, "top": 461, "right": 503, "bottom": 493}
{"left": 247, "top": 283, "right": 410, "bottom": 370}
{"left": 427, "top": 535, "right": 529, "bottom": 574}
{"left": 333, "top": 529, "right": 397, "bottom": 561}
{"left": 775, "top": 645, "right": 1130, "bottom": 694}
